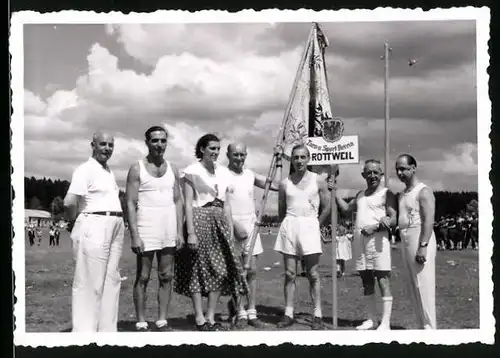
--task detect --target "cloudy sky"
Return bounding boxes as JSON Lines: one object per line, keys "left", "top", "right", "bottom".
{"left": 23, "top": 21, "right": 478, "bottom": 213}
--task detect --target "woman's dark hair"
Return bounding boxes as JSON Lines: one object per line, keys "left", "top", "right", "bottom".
{"left": 398, "top": 153, "right": 418, "bottom": 167}
{"left": 145, "top": 126, "right": 168, "bottom": 141}
{"left": 195, "top": 133, "right": 220, "bottom": 160}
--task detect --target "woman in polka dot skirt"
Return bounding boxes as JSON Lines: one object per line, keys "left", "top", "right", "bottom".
{"left": 174, "top": 133, "right": 248, "bottom": 331}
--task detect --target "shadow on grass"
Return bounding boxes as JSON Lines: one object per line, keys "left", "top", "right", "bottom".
{"left": 60, "top": 306, "right": 406, "bottom": 332}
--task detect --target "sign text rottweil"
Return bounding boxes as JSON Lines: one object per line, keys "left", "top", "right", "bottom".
{"left": 306, "top": 135, "right": 360, "bottom": 165}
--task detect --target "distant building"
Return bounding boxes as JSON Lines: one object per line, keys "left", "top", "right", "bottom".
{"left": 25, "top": 209, "right": 52, "bottom": 227}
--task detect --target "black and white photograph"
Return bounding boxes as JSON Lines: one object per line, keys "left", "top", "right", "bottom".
{"left": 11, "top": 8, "right": 493, "bottom": 347}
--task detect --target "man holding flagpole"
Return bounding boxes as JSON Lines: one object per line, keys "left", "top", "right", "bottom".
{"left": 274, "top": 144, "right": 331, "bottom": 330}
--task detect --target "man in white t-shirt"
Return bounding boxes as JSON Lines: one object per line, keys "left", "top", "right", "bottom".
{"left": 225, "top": 142, "right": 280, "bottom": 329}
{"left": 63, "top": 131, "right": 125, "bottom": 332}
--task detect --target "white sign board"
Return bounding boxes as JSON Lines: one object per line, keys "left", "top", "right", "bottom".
{"left": 305, "top": 135, "right": 360, "bottom": 165}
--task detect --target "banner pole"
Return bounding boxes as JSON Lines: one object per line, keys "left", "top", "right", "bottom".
{"left": 330, "top": 166, "right": 338, "bottom": 329}
{"left": 244, "top": 24, "right": 316, "bottom": 270}
{"left": 384, "top": 42, "right": 391, "bottom": 187}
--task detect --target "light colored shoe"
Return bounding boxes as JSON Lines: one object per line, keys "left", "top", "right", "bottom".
{"left": 424, "top": 324, "right": 433, "bottom": 330}
{"left": 356, "top": 319, "right": 374, "bottom": 330}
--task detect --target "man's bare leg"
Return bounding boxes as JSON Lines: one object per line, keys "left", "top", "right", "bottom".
{"left": 246, "top": 255, "right": 265, "bottom": 328}
{"left": 277, "top": 254, "right": 297, "bottom": 328}
{"left": 133, "top": 251, "right": 154, "bottom": 331}
{"left": 357, "top": 270, "right": 377, "bottom": 330}
{"left": 156, "top": 247, "right": 175, "bottom": 330}
{"left": 304, "top": 253, "right": 323, "bottom": 329}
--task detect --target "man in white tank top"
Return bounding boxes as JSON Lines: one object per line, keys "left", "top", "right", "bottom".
{"left": 274, "top": 145, "right": 330, "bottom": 330}
{"left": 336, "top": 159, "right": 397, "bottom": 330}
{"left": 126, "top": 126, "right": 184, "bottom": 332}
{"left": 395, "top": 154, "right": 437, "bottom": 329}
{"left": 225, "top": 142, "right": 280, "bottom": 329}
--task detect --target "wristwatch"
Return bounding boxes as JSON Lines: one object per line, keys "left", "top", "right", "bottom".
{"left": 419, "top": 242, "right": 429, "bottom": 248}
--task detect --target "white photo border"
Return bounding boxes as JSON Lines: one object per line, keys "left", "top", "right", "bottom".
{"left": 11, "top": 7, "right": 493, "bottom": 347}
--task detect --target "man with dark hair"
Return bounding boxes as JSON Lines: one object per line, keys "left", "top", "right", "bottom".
{"left": 126, "top": 125, "right": 183, "bottom": 331}
{"left": 395, "top": 153, "right": 437, "bottom": 329}
{"left": 336, "top": 159, "right": 397, "bottom": 330}
{"left": 274, "top": 144, "right": 330, "bottom": 330}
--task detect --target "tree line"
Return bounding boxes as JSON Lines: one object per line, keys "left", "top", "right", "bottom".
{"left": 24, "top": 176, "right": 478, "bottom": 224}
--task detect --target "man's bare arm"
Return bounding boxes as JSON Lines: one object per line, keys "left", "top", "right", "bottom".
{"left": 254, "top": 173, "right": 280, "bottom": 191}
{"left": 317, "top": 176, "right": 332, "bottom": 225}
{"left": 63, "top": 193, "right": 80, "bottom": 223}
{"left": 278, "top": 180, "right": 287, "bottom": 223}
{"left": 126, "top": 163, "right": 141, "bottom": 245}
{"left": 335, "top": 192, "right": 358, "bottom": 214}
{"left": 172, "top": 164, "right": 184, "bottom": 242}
{"left": 183, "top": 177, "right": 196, "bottom": 237}
{"left": 418, "top": 187, "right": 436, "bottom": 245}
{"left": 379, "top": 190, "right": 398, "bottom": 230}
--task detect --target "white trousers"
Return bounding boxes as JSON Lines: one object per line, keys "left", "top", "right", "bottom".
{"left": 71, "top": 214, "right": 125, "bottom": 332}
{"left": 400, "top": 228, "right": 437, "bottom": 329}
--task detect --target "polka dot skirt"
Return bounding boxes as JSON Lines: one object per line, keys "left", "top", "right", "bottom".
{"left": 174, "top": 205, "right": 248, "bottom": 299}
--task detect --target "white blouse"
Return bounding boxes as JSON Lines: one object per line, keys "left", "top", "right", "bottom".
{"left": 182, "top": 162, "right": 231, "bottom": 207}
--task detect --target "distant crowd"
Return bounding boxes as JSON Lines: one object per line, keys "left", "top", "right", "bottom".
{"left": 25, "top": 222, "right": 62, "bottom": 247}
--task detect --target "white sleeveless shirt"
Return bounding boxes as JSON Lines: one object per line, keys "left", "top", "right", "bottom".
{"left": 137, "top": 159, "right": 175, "bottom": 209}
{"left": 227, "top": 168, "right": 256, "bottom": 216}
{"left": 398, "top": 182, "right": 428, "bottom": 230}
{"left": 285, "top": 172, "right": 320, "bottom": 218}
{"left": 355, "top": 187, "right": 388, "bottom": 229}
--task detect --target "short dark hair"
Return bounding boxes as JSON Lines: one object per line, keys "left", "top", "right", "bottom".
{"left": 195, "top": 133, "right": 220, "bottom": 160}
{"left": 145, "top": 126, "right": 168, "bottom": 141}
{"left": 398, "top": 154, "right": 417, "bottom": 167}
{"left": 291, "top": 143, "right": 310, "bottom": 158}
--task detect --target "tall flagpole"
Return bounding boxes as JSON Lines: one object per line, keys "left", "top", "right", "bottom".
{"left": 383, "top": 43, "right": 391, "bottom": 187}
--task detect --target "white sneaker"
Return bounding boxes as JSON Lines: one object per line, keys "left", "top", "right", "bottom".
{"left": 356, "top": 319, "right": 374, "bottom": 330}
{"left": 424, "top": 324, "right": 433, "bottom": 330}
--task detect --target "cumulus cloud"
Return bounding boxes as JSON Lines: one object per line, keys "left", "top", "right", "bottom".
{"left": 22, "top": 21, "right": 480, "bottom": 213}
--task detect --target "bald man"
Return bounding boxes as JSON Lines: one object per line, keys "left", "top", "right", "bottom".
{"left": 64, "top": 131, "right": 125, "bottom": 332}
{"left": 336, "top": 159, "right": 397, "bottom": 330}
{"left": 226, "top": 142, "right": 280, "bottom": 329}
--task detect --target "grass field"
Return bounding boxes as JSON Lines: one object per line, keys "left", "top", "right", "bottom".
{"left": 24, "top": 228, "right": 479, "bottom": 332}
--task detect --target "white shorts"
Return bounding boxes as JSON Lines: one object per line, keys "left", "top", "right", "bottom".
{"left": 274, "top": 216, "right": 322, "bottom": 256}
{"left": 233, "top": 215, "right": 263, "bottom": 256}
{"left": 137, "top": 206, "right": 177, "bottom": 252}
{"left": 352, "top": 229, "right": 391, "bottom": 271}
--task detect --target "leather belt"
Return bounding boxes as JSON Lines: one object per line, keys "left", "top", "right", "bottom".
{"left": 87, "top": 211, "right": 123, "bottom": 217}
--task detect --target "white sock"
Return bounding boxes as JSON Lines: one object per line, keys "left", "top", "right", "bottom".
{"left": 313, "top": 307, "right": 322, "bottom": 318}
{"left": 379, "top": 296, "right": 393, "bottom": 327}
{"left": 284, "top": 306, "right": 294, "bottom": 318}
{"left": 247, "top": 308, "right": 258, "bottom": 320}
{"left": 135, "top": 321, "right": 148, "bottom": 329}
{"left": 237, "top": 309, "right": 248, "bottom": 320}
{"left": 156, "top": 319, "right": 167, "bottom": 328}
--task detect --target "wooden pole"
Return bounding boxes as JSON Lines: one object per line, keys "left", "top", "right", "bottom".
{"left": 384, "top": 42, "right": 391, "bottom": 187}
{"left": 244, "top": 25, "right": 316, "bottom": 270}
{"left": 330, "top": 165, "right": 339, "bottom": 328}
